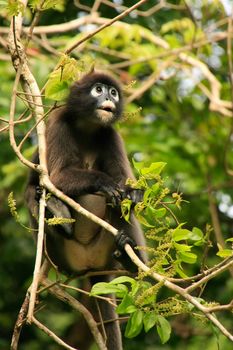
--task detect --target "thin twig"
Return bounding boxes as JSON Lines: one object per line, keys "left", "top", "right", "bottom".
{"left": 186, "top": 257, "right": 233, "bottom": 293}
{"left": 59, "top": 283, "right": 117, "bottom": 307}
{"left": 32, "top": 316, "right": 78, "bottom": 350}
{"left": 27, "top": 187, "right": 46, "bottom": 322}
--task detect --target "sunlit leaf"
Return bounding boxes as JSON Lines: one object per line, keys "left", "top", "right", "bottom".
{"left": 172, "top": 227, "right": 191, "bottom": 242}
{"left": 178, "top": 251, "right": 197, "bottom": 264}
{"left": 190, "top": 227, "right": 204, "bottom": 241}
{"left": 91, "top": 282, "right": 127, "bottom": 298}
{"left": 216, "top": 249, "right": 233, "bottom": 258}
{"left": 116, "top": 294, "right": 137, "bottom": 314}
{"left": 156, "top": 315, "right": 171, "bottom": 344}
{"left": 141, "top": 162, "right": 166, "bottom": 176}
{"left": 125, "top": 310, "right": 143, "bottom": 338}
{"left": 110, "top": 276, "right": 136, "bottom": 287}
{"left": 143, "top": 312, "right": 157, "bottom": 333}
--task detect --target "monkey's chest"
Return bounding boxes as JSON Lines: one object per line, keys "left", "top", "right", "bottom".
{"left": 83, "top": 152, "right": 97, "bottom": 169}
{"left": 65, "top": 194, "right": 113, "bottom": 272}
{"left": 63, "top": 231, "right": 115, "bottom": 272}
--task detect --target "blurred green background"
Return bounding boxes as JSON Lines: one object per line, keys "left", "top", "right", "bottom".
{"left": 0, "top": 0, "right": 233, "bottom": 349}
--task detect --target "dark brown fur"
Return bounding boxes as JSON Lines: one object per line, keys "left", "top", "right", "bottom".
{"left": 25, "top": 71, "right": 146, "bottom": 350}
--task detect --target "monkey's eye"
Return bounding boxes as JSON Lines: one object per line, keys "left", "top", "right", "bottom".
{"left": 91, "top": 84, "right": 104, "bottom": 97}
{"left": 96, "top": 85, "right": 103, "bottom": 93}
{"left": 109, "top": 87, "right": 119, "bottom": 102}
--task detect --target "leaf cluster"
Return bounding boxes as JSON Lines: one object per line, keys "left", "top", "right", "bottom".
{"left": 44, "top": 54, "right": 87, "bottom": 101}
{"left": 122, "top": 162, "right": 208, "bottom": 278}
{"left": 91, "top": 276, "right": 172, "bottom": 344}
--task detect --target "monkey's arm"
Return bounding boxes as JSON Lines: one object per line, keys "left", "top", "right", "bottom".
{"left": 49, "top": 167, "right": 122, "bottom": 204}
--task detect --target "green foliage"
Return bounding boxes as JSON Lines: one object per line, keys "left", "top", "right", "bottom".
{"left": 91, "top": 274, "right": 186, "bottom": 344}
{"left": 45, "top": 54, "right": 85, "bottom": 101}
{"left": 122, "top": 162, "right": 207, "bottom": 276}
{"left": 91, "top": 161, "right": 232, "bottom": 343}
{"left": 160, "top": 17, "right": 205, "bottom": 45}
{"left": 8, "top": 192, "right": 20, "bottom": 223}
{"left": 8, "top": 192, "right": 33, "bottom": 231}
{"left": 91, "top": 163, "right": 208, "bottom": 342}
{"left": 29, "top": 0, "right": 65, "bottom": 12}
{"left": 4, "top": 0, "right": 25, "bottom": 16}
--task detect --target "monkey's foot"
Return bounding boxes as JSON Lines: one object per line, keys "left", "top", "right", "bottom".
{"left": 46, "top": 196, "right": 73, "bottom": 238}
{"left": 35, "top": 185, "right": 43, "bottom": 201}
{"left": 113, "top": 230, "right": 139, "bottom": 272}
{"left": 113, "top": 230, "right": 137, "bottom": 259}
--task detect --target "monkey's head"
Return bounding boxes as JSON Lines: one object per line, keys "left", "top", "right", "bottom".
{"left": 66, "top": 71, "right": 123, "bottom": 126}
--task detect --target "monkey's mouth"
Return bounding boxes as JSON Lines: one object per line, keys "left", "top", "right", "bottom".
{"left": 96, "top": 101, "right": 116, "bottom": 122}
{"left": 99, "top": 106, "right": 114, "bottom": 113}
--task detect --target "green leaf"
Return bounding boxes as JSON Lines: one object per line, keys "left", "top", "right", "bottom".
{"left": 45, "top": 78, "right": 69, "bottom": 101}
{"left": 226, "top": 238, "right": 233, "bottom": 242}
{"left": 190, "top": 227, "right": 204, "bottom": 241}
{"left": 161, "top": 17, "right": 194, "bottom": 34}
{"left": 136, "top": 213, "right": 155, "bottom": 228}
{"left": 141, "top": 162, "right": 166, "bottom": 176}
{"left": 151, "top": 182, "right": 160, "bottom": 193}
{"left": 174, "top": 242, "right": 191, "bottom": 252}
{"left": 91, "top": 282, "right": 127, "bottom": 298}
{"left": 132, "top": 159, "right": 145, "bottom": 172}
{"left": 156, "top": 315, "right": 171, "bottom": 344}
{"left": 216, "top": 249, "right": 233, "bottom": 258}
{"left": 125, "top": 310, "right": 144, "bottom": 338}
{"left": 110, "top": 276, "right": 136, "bottom": 286}
{"left": 116, "top": 294, "right": 137, "bottom": 314}
{"left": 6, "top": 0, "right": 25, "bottom": 16}
{"left": 145, "top": 206, "right": 166, "bottom": 225}
{"left": 121, "top": 199, "right": 132, "bottom": 223}
{"left": 174, "top": 263, "right": 188, "bottom": 278}
{"left": 172, "top": 227, "right": 191, "bottom": 242}
{"left": 143, "top": 312, "right": 157, "bottom": 333}
{"left": 45, "top": 55, "right": 81, "bottom": 101}
{"left": 178, "top": 251, "right": 197, "bottom": 264}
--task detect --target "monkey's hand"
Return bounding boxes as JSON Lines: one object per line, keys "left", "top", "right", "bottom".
{"left": 96, "top": 180, "right": 123, "bottom": 207}
{"left": 123, "top": 188, "right": 144, "bottom": 207}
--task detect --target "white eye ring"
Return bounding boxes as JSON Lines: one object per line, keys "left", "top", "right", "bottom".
{"left": 91, "top": 84, "right": 105, "bottom": 97}
{"left": 109, "top": 87, "right": 119, "bottom": 102}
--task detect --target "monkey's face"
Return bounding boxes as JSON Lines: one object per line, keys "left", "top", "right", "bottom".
{"left": 67, "top": 72, "right": 123, "bottom": 126}
{"left": 90, "top": 83, "right": 120, "bottom": 123}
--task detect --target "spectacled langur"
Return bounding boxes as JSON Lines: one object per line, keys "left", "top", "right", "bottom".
{"left": 25, "top": 70, "right": 147, "bottom": 350}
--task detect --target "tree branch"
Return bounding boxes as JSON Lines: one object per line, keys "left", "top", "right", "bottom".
{"left": 65, "top": 0, "right": 149, "bottom": 54}
{"left": 124, "top": 244, "right": 233, "bottom": 342}
{"left": 32, "top": 316, "right": 79, "bottom": 350}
